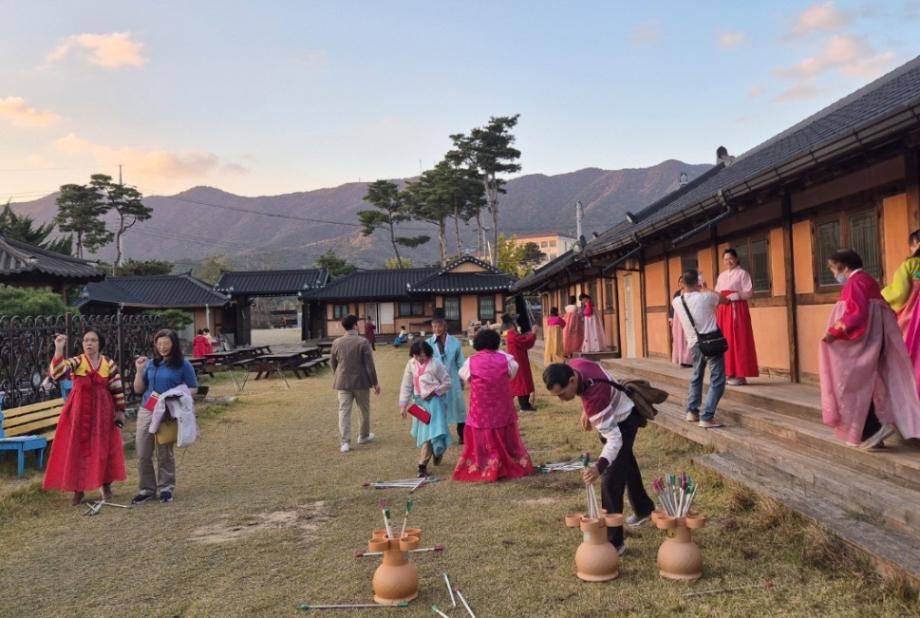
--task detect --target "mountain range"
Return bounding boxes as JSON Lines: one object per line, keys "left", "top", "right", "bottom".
{"left": 10, "top": 159, "right": 710, "bottom": 270}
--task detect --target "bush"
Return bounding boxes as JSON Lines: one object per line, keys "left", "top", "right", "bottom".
{"left": 144, "top": 309, "right": 193, "bottom": 331}
{"left": 0, "top": 285, "right": 71, "bottom": 317}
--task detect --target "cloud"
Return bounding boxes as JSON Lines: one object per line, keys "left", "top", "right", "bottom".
{"left": 717, "top": 30, "right": 745, "bottom": 48}
{"left": 0, "top": 97, "right": 61, "bottom": 127}
{"left": 747, "top": 84, "right": 767, "bottom": 98}
{"left": 45, "top": 32, "right": 144, "bottom": 69}
{"left": 773, "top": 34, "right": 894, "bottom": 80}
{"left": 775, "top": 82, "right": 824, "bottom": 101}
{"left": 54, "top": 133, "right": 249, "bottom": 183}
{"left": 789, "top": 2, "right": 850, "bottom": 37}
{"left": 629, "top": 21, "right": 659, "bottom": 46}
{"left": 299, "top": 50, "right": 327, "bottom": 66}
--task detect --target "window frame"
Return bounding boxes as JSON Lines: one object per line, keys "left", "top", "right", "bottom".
{"left": 478, "top": 295, "right": 496, "bottom": 322}
{"left": 332, "top": 303, "right": 349, "bottom": 320}
{"left": 812, "top": 204, "right": 882, "bottom": 291}
{"left": 443, "top": 297, "right": 460, "bottom": 321}
{"left": 398, "top": 301, "right": 425, "bottom": 317}
{"left": 724, "top": 235, "right": 772, "bottom": 297}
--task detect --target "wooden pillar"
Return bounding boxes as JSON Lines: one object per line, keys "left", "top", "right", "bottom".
{"left": 782, "top": 193, "right": 800, "bottom": 382}
{"left": 907, "top": 148, "right": 920, "bottom": 231}
{"left": 663, "top": 250, "right": 672, "bottom": 354}
{"left": 639, "top": 253, "right": 649, "bottom": 358}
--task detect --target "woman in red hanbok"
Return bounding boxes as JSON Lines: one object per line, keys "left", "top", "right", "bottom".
{"left": 43, "top": 330, "right": 127, "bottom": 506}
{"left": 504, "top": 314, "right": 537, "bottom": 411}
{"left": 716, "top": 248, "right": 759, "bottom": 384}
{"left": 453, "top": 329, "right": 533, "bottom": 483}
{"left": 819, "top": 250, "right": 920, "bottom": 448}
{"left": 562, "top": 295, "right": 584, "bottom": 357}
{"left": 881, "top": 230, "right": 920, "bottom": 397}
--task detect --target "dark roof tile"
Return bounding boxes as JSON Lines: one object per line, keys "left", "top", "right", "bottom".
{"left": 215, "top": 269, "right": 329, "bottom": 296}
{"left": 81, "top": 273, "right": 229, "bottom": 308}
{"left": 0, "top": 233, "right": 104, "bottom": 284}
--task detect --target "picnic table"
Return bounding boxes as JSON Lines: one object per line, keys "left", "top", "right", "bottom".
{"left": 239, "top": 347, "right": 325, "bottom": 390}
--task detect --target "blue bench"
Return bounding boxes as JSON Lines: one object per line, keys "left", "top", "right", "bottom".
{"left": 0, "top": 398, "right": 61, "bottom": 477}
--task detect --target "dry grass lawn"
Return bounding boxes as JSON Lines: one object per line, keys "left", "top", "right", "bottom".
{"left": 1, "top": 346, "right": 917, "bottom": 617}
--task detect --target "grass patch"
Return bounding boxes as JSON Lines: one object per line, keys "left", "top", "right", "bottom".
{"left": 0, "top": 346, "right": 916, "bottom": 616}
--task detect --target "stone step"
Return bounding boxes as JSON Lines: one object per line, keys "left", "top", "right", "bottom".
{"left": 652, "top": 401, "right": 920, "bottom": 538}
{"left": 629, "top": 371, "right": 920, "bottom": 492}
{"left": 606, "top": 357, "right": 821, "bottom": 423}
{"left": 695, "top": 451, "right": 920, "bottom": 585}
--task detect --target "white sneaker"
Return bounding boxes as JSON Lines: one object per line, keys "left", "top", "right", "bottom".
{"left": 615, "top": 543, "right": 627, "bottom": 556}
{"left": 358, "top": 433, "right": 375, "bottom": 445}
{"left": 626, "top": 513, "right": 651, "bottom": 527}
{"left": 860, "top": 424, "right": 895, "bottom": 450}
{"left": 726, "top": 378, "right": 747, "bottom": 386}
{"left": 685, "top": 411, "right": 699, "bottom": 422}
{"left": 340, "top": 442, "right": 351, "bottom": 453}
{"left": 698, "top": 419, "right": 724, "bottom": 429}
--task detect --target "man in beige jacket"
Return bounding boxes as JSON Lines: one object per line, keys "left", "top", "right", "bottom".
{"left": 331, "top": 314, "right": 381, "bottom": 452}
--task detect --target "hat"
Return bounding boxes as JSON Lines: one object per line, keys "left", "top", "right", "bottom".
{"left": 432, "top": 308, "right": 446, "bottom": 323}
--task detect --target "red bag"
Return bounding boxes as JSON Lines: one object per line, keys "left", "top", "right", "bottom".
{"left": 407, "top": 403, "right": 431, "bottom": 424}
{"left": 142, "top": 392, "right": 160, "bottom": 412}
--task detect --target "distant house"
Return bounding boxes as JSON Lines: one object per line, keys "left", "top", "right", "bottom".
{"left": 0, "top": 232, "right": 104, "bottom": 300}
{"left": 511, "top": 232, "right": 577, "bottom": 266}
{"left": 215, "top": 269, "right": 329, "bottom": 345}
{"left": 306, "top": 256, "right": 516, "bottom": 336}
{"left": 79, "top": 273, "right": 230, "bottom": 338}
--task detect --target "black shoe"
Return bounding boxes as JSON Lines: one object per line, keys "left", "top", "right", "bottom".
{"left": 417, "top": 465, "right": 428, "bottom": 478}
{"left": 131, "top": 493, "right": 155, "bottom": 505}
{"left": 159, "top": 491, "right": 173, "bottom": 503}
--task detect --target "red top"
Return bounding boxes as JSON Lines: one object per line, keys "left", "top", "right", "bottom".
{"left": 506, "top": 329, "right": 536, "bottom": 396}
{"left": 582, "top": 300, "right": 594, "bottom": 317}
{"left": 546, "top": 315, "right": 566, "bottom": 327}
{"left": 193, "top": 335, "right": 213, "bottom": 357}
{"left": 365, "top": 322, "right": 376, "bottom": 343}
{"left": 827, "top": 270, "right": 883, "bottom": 340}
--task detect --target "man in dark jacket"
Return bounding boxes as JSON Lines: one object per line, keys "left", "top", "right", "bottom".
{"left": 331, "top": 314, "right": 380, "bottom": 453}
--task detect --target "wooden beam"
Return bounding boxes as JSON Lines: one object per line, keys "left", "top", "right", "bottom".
{"left": 639, "top": 253, "right": 649, "bottom": 358}
{"left": 782, "top": 193, "right": 800, "bottom": 382}
{"left": 663, "top": 253, "right": 672, "bottom": 356}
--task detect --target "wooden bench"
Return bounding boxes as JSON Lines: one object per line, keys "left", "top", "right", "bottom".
{"left": 0, "top": 398, "right": 63, "bottom": 476}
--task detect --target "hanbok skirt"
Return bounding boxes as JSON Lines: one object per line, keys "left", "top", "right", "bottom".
{"left": 563, "top": 318, "right": 584, "bottom": 357}
{"left": 410, "top": 395, "right": 452, "bottom": 456}
{"left": 716, "top": 293, "right": 759, "bottom": 378}
{"left": 43, "top": 375, "right": 126, "bottom": 492}
{"left": 897, "top": 280, "right": 920, "bottom": 398}
{"left": 544, "top": 325, "right": 565, "bottom": 366}
{"left": 452, "top": 422, "right": 534, "bottom": 483}
{"left": 442, "top": 378, "right": 467, "bottom": 425}
{"left": 819, "top": 300, "right": 920, "bottom": 443}
{"left": 671, "top": 317, "right": 693, "bottom": 366}
{"left": 581, "top": 315, "right": 607, "bottom": 353}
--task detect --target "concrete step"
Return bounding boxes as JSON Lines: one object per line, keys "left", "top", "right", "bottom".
{"left": 606, "top": 357, "right": 821, "bottom": 423}
{"left": 696, "top": 451, "right": 920, "bottom": 585}
{"left": 624, "top": 369, "right": 920, "bottom": 492}
{"left": 653, "top": 400, "right": 920, "bottom": 538}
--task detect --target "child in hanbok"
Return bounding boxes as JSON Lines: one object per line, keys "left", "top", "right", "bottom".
{"left": 399, "top": 340, "right": 453, "bottom": 478}
{"left": 544, "top": 307, "right": 566, "bottom": 365}
{"left": 819, "top": 249, "right": 920, "bottom": 448}
{"left": 453, "top": 329, "right": 534, "bottom": 483}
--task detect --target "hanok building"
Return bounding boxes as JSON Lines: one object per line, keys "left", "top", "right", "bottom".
{"left": 215, "top": 269, "right": 330, "bottom": 345}
{"left": 516, "top": 54, "right": 920, "bottom": 384}
{"left": 0, "top": 232, "right": 105, "bottom": 299}
{"left": 307, "top": 256, "right": 516, "bottom": 337}
{"left": 79, "top": 273, "right": 230, "bottom": 338}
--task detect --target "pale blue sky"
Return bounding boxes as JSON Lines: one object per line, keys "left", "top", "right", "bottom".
{"left": 1, "top": 1, "right": 918, "bottom": 200}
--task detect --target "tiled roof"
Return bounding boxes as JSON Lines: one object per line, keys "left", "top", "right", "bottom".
{"left": 80, "top": 273, "right": 229, "bottom": 308}
{"left": 409, "top": 255, "right": 515, "bottom": 293}
{"left": 585, "top": 54, "right": 920, "bottom": 257}
{"left": 215, "top": 269, "right": 329, "bottom": 296}
{"left": 0, "top": 233, "right": 104, "bottom": 284}
{"left": 305, "top": 267, "right": 438, "bottom": 301}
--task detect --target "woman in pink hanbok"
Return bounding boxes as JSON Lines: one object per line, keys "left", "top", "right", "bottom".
{"left": 669, "top": 286, "right": 693, "bottom": 367}
{"left": 881, "top": 230, "right": 920, "bottom": 397}
{"left": 452, "top": 329, "right": 534, "bottom": 483}
{"left": 819, "top": 249, "right": 920, "bottom": 448}
{"left": 580, "top": 293, "right": 608, "bottom": 353}
{"left": 562, "top": 296, "right": 584, "bottom": 357}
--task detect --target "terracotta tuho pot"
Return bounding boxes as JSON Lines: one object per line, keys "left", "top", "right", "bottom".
{"left": 564, "top": 512, "right": 584, "bottom": 528}
{"left": 657, "top": 515, "right": 706, "bottom": 580}
{"left": 564, "top": 516, "right": 620, "bottom": 582}
{"left": 369, "top": 531, "right": 420, "bottom": 605}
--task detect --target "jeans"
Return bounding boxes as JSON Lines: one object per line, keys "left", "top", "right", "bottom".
{"left": 688, "top": 344, "right": 726, "bottom": 421}
{"left": 600, "top": 409, "right": 656, "bottom": 548}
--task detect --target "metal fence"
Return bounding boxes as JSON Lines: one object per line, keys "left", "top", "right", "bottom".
{"left": 0, "top": 313, "right": 166, "bottom": 409}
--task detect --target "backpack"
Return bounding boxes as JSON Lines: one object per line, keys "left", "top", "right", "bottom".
{"left": 585, "top": 377, "right": 669, "bottom": 427}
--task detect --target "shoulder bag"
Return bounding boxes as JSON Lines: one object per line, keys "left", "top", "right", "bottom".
{"left": 680, "top": 295, "right": 728, "bottom": 357}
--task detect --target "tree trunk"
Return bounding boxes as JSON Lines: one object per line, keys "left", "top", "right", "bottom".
{"left": 475, "top": 211, "right": 484, "bottom": 257}
{"left": 491, "top": 201, "right": 500, "bottom": 267}
{"left": 76, "top": 232, "right": 84, "bottom": 259}
{"left": 389, "top": 223, "right": 403, "bottom": 268}
{"left": 453, "top": 213, "right": 464, "bottom": 255}
{"left": 113, "top": 215, "right": 126, "bottom": 275}
{"left": 438, "top": 220, "right": 447, "bottom": 266}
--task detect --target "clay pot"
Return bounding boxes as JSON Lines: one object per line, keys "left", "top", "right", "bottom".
{"left": 684, "top": 514, "right": 706, "bottom": 530}
{"left": 371, "top": 529, "right": 420, "bottom": 605}
{"left": 657, "top": 521, "right": 703, "bottom": 581}
{"left": 368, "top": 538, "right": 389, "bottom": 553}
{"left": 403, "top": 527, "right": 422, "bottom": 540}
{"left": 564, "top": 512, "right": 584, "bottom": 528}
{"left": 574, "top": 517, "right": 619, "bottom": 582}
{"left": 655, "top": 515, "right": 677, "bottom": 530}
{"left": 604, "top": 512, "right": 624, "bottom": 528}
{"left": 650, "top": 510, "right": 665, "bottom": 524}
{"left": 372, "top": 529, "right": 389, "bottom": 540}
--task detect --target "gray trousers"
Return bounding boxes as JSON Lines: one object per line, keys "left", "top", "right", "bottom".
{"left": 135, "top": 409, "right": 176, "bottom": 495}
{"left": 337, "top": 389, "right": 370, "bottom": 444}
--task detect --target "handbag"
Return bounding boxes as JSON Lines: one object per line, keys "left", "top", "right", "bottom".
{"left": 156, "top": 419, "right": 178, "bottom": 445}
{"left": 585, "top": 377, "right": 668, "bottom": 428}
{"left": 407, "top": 403, "right": 431, "bottom": 424}
{"left": 680, "top": 295, "right": 728, "bottom": 357}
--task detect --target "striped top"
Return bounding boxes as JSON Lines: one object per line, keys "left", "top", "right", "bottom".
{"left": 50, "top": 354, "right": 126, "bottom": 411}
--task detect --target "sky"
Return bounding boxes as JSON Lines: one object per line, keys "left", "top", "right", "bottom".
{"left": 1, "top": 1, "right": 919, "bottom": 202}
